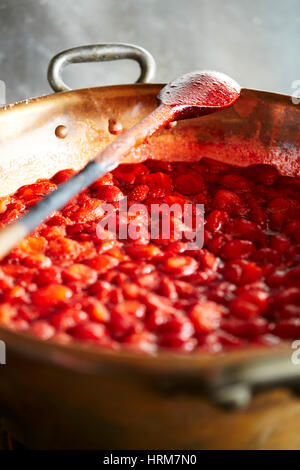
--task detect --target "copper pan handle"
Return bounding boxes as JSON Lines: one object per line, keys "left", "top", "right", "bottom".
{"left": 47, "top": 43, "right": 156, "bottom": 92}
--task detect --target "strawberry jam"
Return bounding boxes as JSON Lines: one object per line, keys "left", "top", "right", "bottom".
{"left": 0, "top": 158, "right": 299, "bottom": 354}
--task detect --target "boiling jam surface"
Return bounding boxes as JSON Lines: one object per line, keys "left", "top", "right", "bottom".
{"left": 0, "top": 158, "right": 299, "bottom": 354}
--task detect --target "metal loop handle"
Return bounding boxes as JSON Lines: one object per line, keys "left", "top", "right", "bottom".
{"left": 47, "top": 43, "right": 156, "bottom": 92}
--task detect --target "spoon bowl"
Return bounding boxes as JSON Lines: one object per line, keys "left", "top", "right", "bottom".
{"left": 159, "top": 71, "right": 241, "bottom": 119}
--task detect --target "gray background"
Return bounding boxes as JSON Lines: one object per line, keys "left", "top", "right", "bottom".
{"left": 0, "top": 0, "right": 299, "bottom": 104}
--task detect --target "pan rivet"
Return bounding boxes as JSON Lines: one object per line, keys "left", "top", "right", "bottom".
{"left": 108, "top": 119, "right": 123, "bottom": 135}
{"left": 55, "top": 125, "right": 68, "bottom": 139}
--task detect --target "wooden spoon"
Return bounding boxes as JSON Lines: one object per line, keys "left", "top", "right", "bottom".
{"left": 0, "top": 71, "right": 240, "bottom": 258}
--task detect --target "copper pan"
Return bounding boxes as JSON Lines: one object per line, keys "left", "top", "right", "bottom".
{"left": 0, "top": 44, "right": 299, "bottom": 450}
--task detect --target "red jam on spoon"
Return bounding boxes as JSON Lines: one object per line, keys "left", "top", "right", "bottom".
{"left": 159, "top": 71, "right": 241, "bottom": 119}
